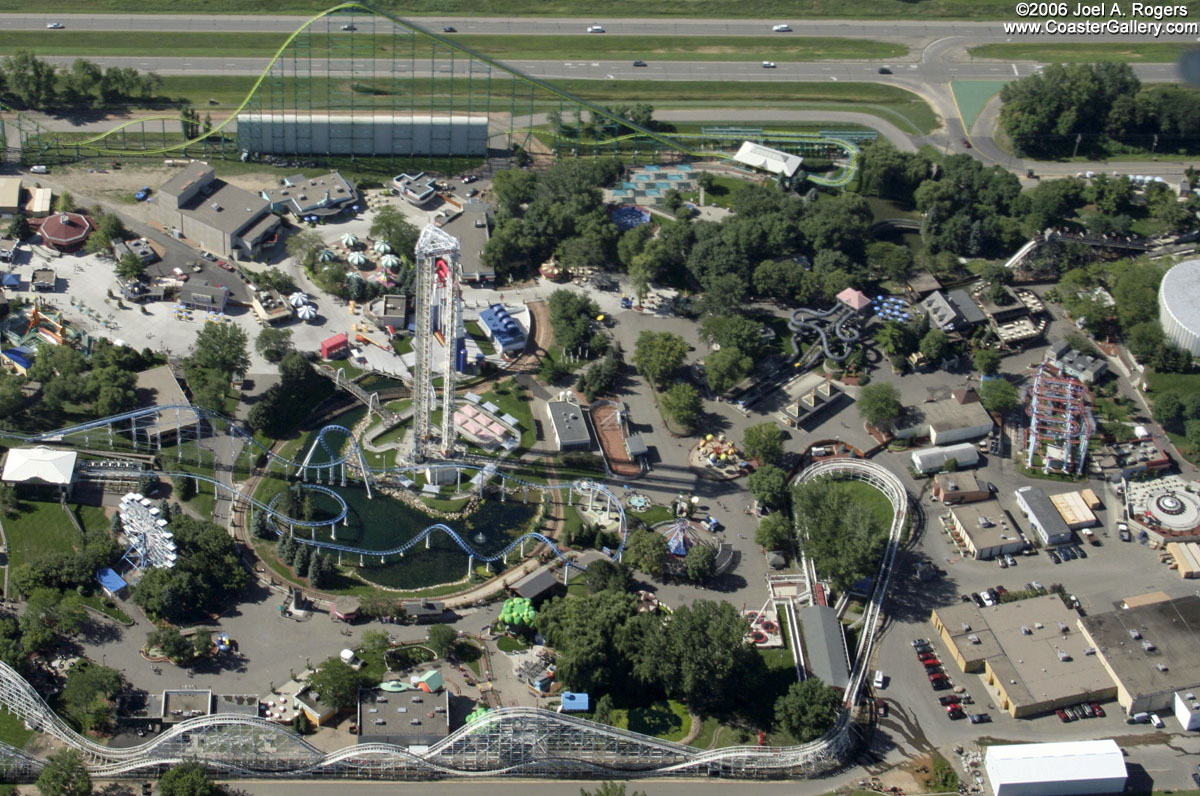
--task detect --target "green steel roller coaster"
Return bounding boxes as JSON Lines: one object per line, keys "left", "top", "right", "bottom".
{"left": 1, "top": 1, "right": 860, "bottom": 186}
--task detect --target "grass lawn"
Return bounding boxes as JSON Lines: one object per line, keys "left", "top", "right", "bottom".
{"left": 0, "top": 708, "right": 33, "bottom": 750}
{"left": 688, "top": 715, "right": 721, "bottom": 749}
{"left": 496, "top": 635, "right": 529, "bottom": 653}
{"left": 171, "top": 467, "right": 217, "bottom": 519}
{"left": 612, "top": 699, "right": 691, "bottom": 742}
{"left": 969, "top": 42, "right": 1189, "bottom": 63}
{"left": 141, "top": 76, "right": 937, "bottom": 135}
{"left": 465, "top": 321, "right": 497, "bottom": 356}
{"left": 79, "top": 594, "right": 133, "bottom": 624}
{"left": 629, "top": 504, "right": 675, "bottom": 528}
{"left": 481, "top": 379, "right": 536, "bottom": 452}
{"left": 0, "top": 0, "right": 1060, "bottom": 18}
{"left": 3, "top": 500, "right": 80, "bottom": 573}
{"left": 1145, "top": 371, "right": 1200, "bottom": 461}
{"left": 691, "top": 173, "right": 758, "bottom": 209}
{"left": 72, "top": 504, "right": 110, "bottom": 535}
{"left": 0, "top": 30, "right": 904, "bottom": 62}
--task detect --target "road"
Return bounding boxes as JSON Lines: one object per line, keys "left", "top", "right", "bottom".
{"left": 5, "top": 14, "right": 1199, "bottom": 43}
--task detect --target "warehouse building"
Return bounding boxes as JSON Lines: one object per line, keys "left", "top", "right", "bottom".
{"left": 153, "top": 162, "right": 281, "bottom": 260}
{"left": 1016, "top": 486, "right": 1073, "bottom": 546}
{"left": 911, "top": 443, "right": 978, "bottom": 474}
{"left": 930, "top": 595, "right": 1116, "bottom": 717}
{"left": 948, "top": 500, "right": 1025, "bottom": 560}
{"left": 893, "top": 388, "right": 994, "bottom": 446}
{"left": 1048, "top": 491, "right": 1098, "bottom": 530}
{"left": 984, "top": 740, "right": 1126, "bottom": 796}
{"left": 1078, "top": 593, "right": 1200, "bottom": 715}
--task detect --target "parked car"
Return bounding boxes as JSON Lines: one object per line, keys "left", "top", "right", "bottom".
{"left": 218, "top": 260, "right": 234, "bottom": 271}
{"left": 1193, "top": 773, "right": 1200, "bottom": 789}
{"left": 1006, "top": 554, "right": 1018, "bottom": 567}
{"left": 918, "top": 651, "right": 937, "bottom": 661}
{"left": 1031, "top": 581, "right": 1043, "bottom": 591}
{"left": 914, "top": 643, "right": 933, "bottom": 654}
{"left": 998, "top": 557, "right": 1008, "bottom": 569}
{"left": 202, "top": 251, "right": 217, "bottom": 261}
{"left": 190, "top": 262, "right": 203, "bottom": 273}
{"left": 1057, "top": 709, "right": 1070, "bottom": 722}
{"left": 922, "top": 659, "right": 942, "bottom": 669}
{"left": 1076, "top": 545, "right": 1088, "bottom": 559}
{"left": 961, "top": 138, "right": 972, "bottom": 148}
{"left": 134, "top": 186, "right": 151, "bottom": 201}
{"left": 1077, "top": 703, "right": 1093, "bottom": 718}
{"left": 1151, "top": 713, "right": 1164, "bottom": 728}
{"left": 947, "top": 707, "right": 965, "bottom": 720}
{"left": 1061, "top": 546, "right": 1077, "bottom": 561}
{"left": 341, "top": 23, "right": 356, "bottom": 30}
{"left": 1048, "top": 550, "right": 1061, "bottom": 564}
{"left": 939, "top": 695, "right": 960, "bottom": 706}
{"left": 971, "top": 592, "right": 984, "bottom": 607}
{"left": 912, "top": 638, "right": 930, "bottom": 648}
{"left": 442, "top": 26, "right": 456, "bottom": 32}
{"left": 1090, "top": 702, "right": 1105, "bottom": 717}
{"left": 1119, "top": 523, "right": 1132, "bottom": 542}
{"left": 994, "top": 586, "right": 1007, "bottom": 595}
{"left": 969, "top": 713, "right": 991, "bottom": 724}
{"left": 461, "top": 175, "right": 477, "bottom": 184}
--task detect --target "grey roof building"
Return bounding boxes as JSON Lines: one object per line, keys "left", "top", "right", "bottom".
{"left": 178, "top": 284, "right": 229, "bottom": 313}
{"left": 153, "top": 161, "right": 281, "bottom": 260}
{"left": 797, "top": 605, "right": 850, "bottom": 690}
{"left": 546, "top": 401, "right": 593, "bottom": 451}
{"left": 261, "top": 171, "right": 357, "bottom": 217}
{"left": 1045, "top": 340, "right": 1108, "bottom": 383}
{"left": 1015, "top": 486, "right": 1073, "bottom": 546}
{"left": 441, "top": 203, "right": 493, "bottom": 283}
{"left": 921, "top": 289, "right": 987, "bottom": 331}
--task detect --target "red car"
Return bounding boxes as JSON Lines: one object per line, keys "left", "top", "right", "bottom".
{"left": 918, "top": 651, "right": 937, "bottom": 661}
{"left": 1056, "top": 709, "right": 1070, "bottom": 722}
{"left": 939, "top": 695, "right": 960, "bottom": 706}
{"left": 947, "top": 707, "right": 966, "bottom": 720}
{"left": 922, "top": 659, "right": 942, "bottom": 668}
{"left": 218, "top": 260, "right": 234, "bottom": 272}
{"left": 1090, "top": 702, "right": 1105, "bottom": 717}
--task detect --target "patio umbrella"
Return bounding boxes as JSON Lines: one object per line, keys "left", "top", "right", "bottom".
{"left": 296, "top": 304, "right": 317, "bottom": 321}
{"left": 288, "top": 291, "right": 309, "bottom": 306}
{"left": 373, "top": 240, "right": 392, "bottom": 254}
{"left": 340, "top": 233, "right": 358, "bottom": 248}
{"left": 379, "top": 253, "right": 401, "bottom": 269}
{"left": 347, "top": 251, "right": 368, "bottom": 266}
{"left": 317, "top": 249, "right": 335, "bottom": 262}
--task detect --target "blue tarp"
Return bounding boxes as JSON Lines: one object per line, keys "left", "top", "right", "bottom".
{"left": 96, "top": 567, "right": 127, "bottom": 594}
{"left": 560, "top": 691, "right": 590, "bottom": 711}
{"left": 1, "top": 273, "right": 19, "bottom": 287}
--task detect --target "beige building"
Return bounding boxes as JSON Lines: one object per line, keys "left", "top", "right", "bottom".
{"left": 1079, "top": 594, "right": 1200, "bottom": 715}
{"left": 933, "top": 472, "right": 989, "bottom": 505}
{"left": 153, "top": 161, "right": 280, "bottom": 260}
{"left": 0, "top": 178, "right": 21, "bottom": 217}
{"left": 948, "top": 500, "right": 1025, "bottom": 560}
{"left": 1050, "top": 491, "right": 1098, "bottom": 530}
{"left": 931, "top": 595, "right": 1116, "bottom": 717}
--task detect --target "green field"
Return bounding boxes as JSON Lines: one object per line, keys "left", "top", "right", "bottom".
{"left": 950, "top": 80, "right": 1009, "bottom": 133}
{"left": 3, "top": 500, "right": 80, "bottom": 573}
{"left": 612, "top": 699, "right": 691, "bottom": 742}
{"left": 140, "top": 75, "right": 937, "bottom": 134}
{"left": 0, "top": 30, "right": 905, "bottom": 62}
{"left": 0, "top": 708, "right": 33, "bottom": 751}
{"left": 970, "top": 42, "right": 1190, "bottom": 63}
{"left": 0, "top": 0, "right": 1088, "bottom": 19}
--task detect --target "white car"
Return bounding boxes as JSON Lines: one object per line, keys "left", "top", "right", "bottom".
{"left": 761, "top": 61, "right": 776, "bottom": 68}
{"left": 1150, "top": 713, "right": 1164, "bottom": 728}
{"left": 587, "top": 25, "right": 605, "bottom": 33}
{"left": 873, "top": 670, "right": 885, "bottom": 689}
{"left": 46, "top": 22, "right": 64, "bottom": 29}
{"left": 772, "top": 23, "right": 791, "bottom": 31}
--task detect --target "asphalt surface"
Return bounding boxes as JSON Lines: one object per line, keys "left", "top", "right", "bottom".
{"left": 27, "top": 54, "right": 1183, "bottom": 84}
{"left": 5, "top": 14, "right": 1199, "bottom": 43}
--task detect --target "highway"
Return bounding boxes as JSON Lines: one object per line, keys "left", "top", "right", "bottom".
{"left": 29, "top": 54, "right": 1182, "bottom": 83}
{"left": 3, "top": 12, "right": 1197, "bottom": 43}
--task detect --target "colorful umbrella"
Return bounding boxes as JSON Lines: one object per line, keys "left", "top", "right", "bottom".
{"left": 347, "top": 252, "right": 368, "bottom": 266}
{"left": 296, "top": 304, "right": 317, "bottom": 320}
{"left": 373, "top": 240, "right": 392, "bottom": 254}
{"left": 379, "top": 253, "right": 401, "bottom": 269}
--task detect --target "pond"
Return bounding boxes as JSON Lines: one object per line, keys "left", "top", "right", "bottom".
{"left": 295, "top": 425, "right": 540, "bottom": 589}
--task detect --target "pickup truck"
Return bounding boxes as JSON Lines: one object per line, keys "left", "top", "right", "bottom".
{"left": 1081, "top": 528, "right": 1100, "bottom": 545}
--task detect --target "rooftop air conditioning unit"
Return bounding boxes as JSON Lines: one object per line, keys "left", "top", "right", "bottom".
{"left": 961, "top": 623, "right": 972, "bottom": 632}
{"left": 1056, "top": 649, "right": 1071, "bottom": 661}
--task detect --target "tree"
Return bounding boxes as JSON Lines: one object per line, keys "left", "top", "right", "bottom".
{"left": 624, "top": 529, "right": 667, "bottom": 578}
{"left": 8, "top": 214, "right": 31, "bottom": 241}
{"left": 256, "top": 327, "right": 293, "bottom": 363}
{"left": 114, "top": 251, "right": 146, "bottom": 282}
{"left": 580, "top": 783, "right": 647, "bottom": 796}
{"left": 0, "top": 483, "right": 16, "bottom": 518}
{"left": 148, "top": 626, "right": 192, "bottom": 663}
{"left": 857, "top": 383, "right": 904, "bottom": 431}
{"left": 192, "top": 629, "right": 212, "bottom": 659}
{"left": 684, "top": 544, "right": 716, "bottom": 582}
{"left": 743, "top": 422, "right": 784, "bottom": 466}
{"left": 427, "top": 624, "right": 457, "bottom": 658}
{"left": 192, "top": 321, "right": 249, "bottom": 377}
{"left": 973, "top": 348, "right": 1002, "bottom": 376}
{"left": 176, "top": 474, "right": 196, "bottom": 501}
{"left": 54, "top": 191, "right": 76, "bottom": 213}
{"left": 159, "top": 762, "right": 220, "bottom": 796}
{"left": 1186, "top": 419, "right": 1200, "bottom": 452}
{"left": 1154, "top": 393, "right": 1183, "bottom": 430}
{"left": 774, "top": 677, "right": 842, "bottom": 742}
{"left": 286, "top": 228, "right": 325, "bottom": 268}
{"left": 660, "top": 383, "right": 702, "bottom": 431}
{"left": 755, "top": 511, "right": 793, "bottom": 551}
{"left": 370, "top": 204, "right": 419, "bottom": 257}
{"left": 36, "top": 749, "right": 91, "bottom": 796}
{"left": 978, "top": 378, "right": 1020, "bottom": 415}
{"left": 582, "top": 559, "right": 632, "bottom": 594}
{"left": 308, "top": 657, "right": 370, "bottom": 710}
{"left": 592, "top": 693, "right": 614, "bottom": 726}
{"left": 747, "top": 464, "right": 788, "bottom": 509}
{"left": 704, "top": 345, "right": 752, "bottom": 394}
{"left": 793, "top": 478, "right": 889, "bottom": 592}
{"left": 632, "top": 331, "right": 688, "bottom": 388}
{"left": 646, "top": 600, "right": 756, "bottom": 713}
{"left": 292, "top": 543, "right": 311, "bottom": 576}
{"left": 919, "top": 329, "right": 950, "bottom": 365}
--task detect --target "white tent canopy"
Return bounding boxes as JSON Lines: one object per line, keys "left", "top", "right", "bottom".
{"left": 1, "top": 446, "right": 78, "bottom": 485}
{"left": 731, "top": 141, "right": 803, "bottom": 177}
{"left": 347, "top": 252, "right": 368, "bottom": 266}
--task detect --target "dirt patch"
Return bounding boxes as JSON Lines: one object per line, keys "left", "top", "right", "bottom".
{"left": 591, "top": 401, "right": 642, "bottom": 478}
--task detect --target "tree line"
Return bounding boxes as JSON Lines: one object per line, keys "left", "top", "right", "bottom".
{"left": 999, "top": 62, "right": 1200, "bottom": 158}
{"left": 0, "top": 51, "right": 162, "bottom": 110}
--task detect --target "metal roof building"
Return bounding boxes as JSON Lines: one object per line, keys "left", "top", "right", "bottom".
{"left": 546, "top": 401, "right": 593, "bottom": 451}
{"left": 910, "top": 442, "right": 979, "bottom": 474}
{"left": 1016, "top": 486, "right": 1073, "bottom": 546}
{"left": 1159, "top": 259, "right": 1200, "bottom": 355}
{"left": 984, "top": 740, "right": 1126, "bottom": 796}
{"left": 731, "top": 141, "right": 803, "bottom": 177}
{"left": 797, "top": 605, "right": 850, "bottom": 690}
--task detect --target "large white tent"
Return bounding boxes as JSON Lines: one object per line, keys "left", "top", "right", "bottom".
{"left": 985, "top": 740, "right": 1126, "bottom": 796}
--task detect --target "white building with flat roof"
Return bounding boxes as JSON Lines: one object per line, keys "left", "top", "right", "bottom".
{"left": 984, "top": 740, "right": 1126, "bottom": 796}
{"left": 1159, "top": 259, "right": 1200, "bottom": 355}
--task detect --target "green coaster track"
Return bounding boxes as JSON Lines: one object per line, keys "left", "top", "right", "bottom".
{"left": 2, "top": 1, "right": 860, "bottom": 185}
